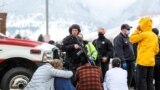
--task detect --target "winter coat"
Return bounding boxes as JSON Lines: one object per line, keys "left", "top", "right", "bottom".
{"left": 93, "top": 37, "right": 113, "bottom": 62}
{"left": 75, "top": 64, "right": 103, "bottom": 90}
{"left": 83, "top": 41, "right": 98, "bottom": 60}
{"left": 103, "top": 67, "right": 128, "bottom": 90}
{"left": 129, "top": 17, "right": 159, "bottom": 66}
{"left": 54, "top": 77, "right": 75, "bottom": 90}
{"left": 155, "top": 36, "right": 160, "bottom": 60}
{"left": 24, "top": 63, "right": 73, "bottom": 90}
{"left": 113, "top": 33, "right": 135, "bottom": 61}
{"left": 62, "top": 35, "right": 82, "bottom": 70}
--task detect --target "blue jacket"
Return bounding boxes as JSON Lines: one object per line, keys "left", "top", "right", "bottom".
{"left": 54, "top": 77, "right": 75, "bottom": 90}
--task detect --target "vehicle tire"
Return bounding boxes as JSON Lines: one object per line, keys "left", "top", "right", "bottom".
{"left": 1, "top": 67, "right": 33, "bottom": 90}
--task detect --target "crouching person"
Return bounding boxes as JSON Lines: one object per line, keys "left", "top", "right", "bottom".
{"left": 75, "top": 57, "right": 103, "bottom": 90}
{"left": 103, "top": 58, "right": 128, "bottom": 90}
{"left": 54, "top": 77, "right": 75, "bottom": 90}
{"left": 24, "top": 59, "right": 73, "bottom": 90}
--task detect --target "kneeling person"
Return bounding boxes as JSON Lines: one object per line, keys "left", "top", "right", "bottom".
{"left": 75, "top": 58, "right": 103, "bottom": 90}
{"left": 103, "top": 58, "right": 128, "bottom": 90}
{"left": 25, "top": 59, "right": 73, "bottom": 90}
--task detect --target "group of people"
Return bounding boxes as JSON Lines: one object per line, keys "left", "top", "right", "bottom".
{"left": 25, "top": 16, "right": 160, "bottom": 90}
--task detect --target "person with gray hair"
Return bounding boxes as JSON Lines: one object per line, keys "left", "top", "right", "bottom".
{"left": 103, "top": 58, "right": 128, "bottom": 90}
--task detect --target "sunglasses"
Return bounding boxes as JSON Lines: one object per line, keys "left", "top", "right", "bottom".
{"left": 127, "top": 28, "right": 130, "bottom": 30}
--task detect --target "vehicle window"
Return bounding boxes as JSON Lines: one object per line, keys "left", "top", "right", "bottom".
{"left": 0, "top": 35, "right": 4, "bottom": 39}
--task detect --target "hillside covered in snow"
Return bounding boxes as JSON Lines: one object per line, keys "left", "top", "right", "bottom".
{"left": 0, "top": 0, "right": 160, "bottom": 41}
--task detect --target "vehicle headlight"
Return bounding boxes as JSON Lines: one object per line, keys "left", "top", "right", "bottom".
{"left": 42, "top": 51, "right": 53, "bottom": 62}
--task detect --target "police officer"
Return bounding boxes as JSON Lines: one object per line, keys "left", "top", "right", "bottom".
{"left": 114, "top": 24, "right": 135, "bottom": 87}
{"left": 93, "top": 27, "right": 113, "bottom": 79}
{"left": 62, "top": 24, "right": 84, "bottom": 86}
{"left": 62, "top": 24, "right": 82, "bottom": 70}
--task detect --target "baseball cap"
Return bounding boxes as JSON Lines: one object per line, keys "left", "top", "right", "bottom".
{"left": 121, "top": 24, "right": 132, "bottom": 30}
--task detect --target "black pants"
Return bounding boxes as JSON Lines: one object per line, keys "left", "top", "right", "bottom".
{"left": 96, "top": 58, "right": 109, "bottom": 80}
{"left": 101, "top": 61, "right": 109, "bottom": 80}
{"left": 154, "top": 60, "right": 160, "bottom": 90}
{"left": 126, "top": 61, "right": 135, "bottom": 87}
{"left": 136, "top": 65, "right": 154, "bottom": 90}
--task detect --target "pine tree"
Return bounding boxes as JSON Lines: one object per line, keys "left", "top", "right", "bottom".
{"left": 15, "top": 34, "right": 22, "bottom": 39}
{"left": 37, "top": 34, "right": 44, "bottom": 42}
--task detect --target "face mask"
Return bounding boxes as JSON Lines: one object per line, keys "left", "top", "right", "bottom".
{"left": 126, "top": 30, "right": 130, "bottom": 35}
{"left": 98, "top": 33, "right": 104, "bottom": 38}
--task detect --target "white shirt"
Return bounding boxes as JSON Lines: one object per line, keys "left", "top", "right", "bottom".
{"left": 103, "top": 67, "right": 128, "bottom": 90}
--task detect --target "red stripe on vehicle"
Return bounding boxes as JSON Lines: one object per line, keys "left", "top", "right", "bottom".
{"left": 0, "top": 58, "right": 4, "bottom": 63}
{"left": 0, "top": 38, "right": 41, "bottom": 47}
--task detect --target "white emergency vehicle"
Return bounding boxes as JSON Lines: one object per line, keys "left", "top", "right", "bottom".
{"left": 0, "top": 33, "right": 59, "bottom": 90}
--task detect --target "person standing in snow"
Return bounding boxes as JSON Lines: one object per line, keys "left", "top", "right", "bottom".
{"left": 129, "top": 17, "right": 159, "bottom": 90}
{"left": 93, "top": 27, "right": 113, "bottom": 80}
{"left": 152, "top": 28, "right": 160, "bottom": 90}
{"left": 113, "top": 24, "right": 135, "bottom": 87}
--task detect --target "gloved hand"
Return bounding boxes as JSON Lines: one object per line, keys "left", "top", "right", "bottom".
{"left": 89, "top": 56, "right": 95, "bottom": 61}
{"left": 121, "top": 61, "right": 127, "bottom": 70}
{"left": 89, "top": 56, "right": 95, "bottom": 65}
{"left": 76, "top": 50, "right": 83, "bottom": 56}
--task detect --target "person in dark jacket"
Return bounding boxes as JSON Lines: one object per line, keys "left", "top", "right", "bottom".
{"left": 62, "top": 24, "right": 84, "bottom": 85}
{"left": 93, "top": 27, "right": 113, "bottom": 79}
{"left": 152, "top": 28, "right": 160, "bottom": 90}
{"left": 113, "top": 24, "right": 135, "bottom": 87}
{"left": 62, "top": 24, "right": 82, "bottom": 70}
{"left": 48, "top": 40, "right": 55, "bottom": 45}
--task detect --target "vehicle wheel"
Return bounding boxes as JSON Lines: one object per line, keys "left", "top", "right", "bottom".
{"left": 1, "top": 67, "right": 33, "bottom": 90}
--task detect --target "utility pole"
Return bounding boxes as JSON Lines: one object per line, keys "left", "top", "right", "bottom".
{"left": 44, "top": 0, "right": 50, "bottom": 42}
{"left": 46, "top": 0, "right": 49, "bottom": 35}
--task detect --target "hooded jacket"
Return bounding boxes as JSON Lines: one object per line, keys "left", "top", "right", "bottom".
{"left": 129, "top": 17, "right": 159, "bottom": 66}
{"left": 24, "top": 63, "right": 73, "bottom": 90}
{"left": 83, "top": 41, "right": 98, "bottom": 60}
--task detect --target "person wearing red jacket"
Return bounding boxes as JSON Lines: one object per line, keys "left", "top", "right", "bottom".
{"left": 75, "top": 58, "right": 103, "bottom": 90}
